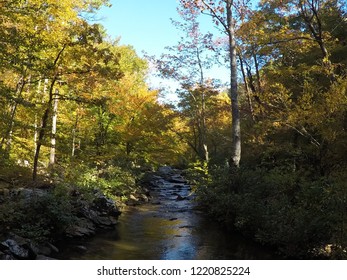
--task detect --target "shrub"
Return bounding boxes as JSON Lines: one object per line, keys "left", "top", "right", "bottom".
{"left": 194, "top": 164, "right": 347, "bottom": 258}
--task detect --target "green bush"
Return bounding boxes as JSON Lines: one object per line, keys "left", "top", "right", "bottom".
{"left": 62, "top": 162, "right": 137, "bottom": 200}
{"left": 194, "top": 164, "right": 347, "bottom": 258}
{"left": 0, "top": 190, "right": 76, "bottom": 242}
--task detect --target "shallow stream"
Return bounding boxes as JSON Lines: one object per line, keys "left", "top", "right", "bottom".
{"left": 59, "top": 172, "right": 277, "bottom": 260}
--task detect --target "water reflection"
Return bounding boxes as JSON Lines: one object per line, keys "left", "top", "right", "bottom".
{"left": 59, "top": 179, "right": 277, "bottom": 260}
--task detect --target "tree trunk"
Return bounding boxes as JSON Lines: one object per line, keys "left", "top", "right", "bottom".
{"left": 33, "top": 44, "right": 66, "bottom": 180}
{"left": 239, "top": 54, "right": 255, "bottom": 121}
{"left": 253, "top": 51, "right": 262, "bottom": 93}
{"left": 196, "top": 47, "right": 209, "bottom": 162}
{"left": 33, "top": 78, "right": 57, "bottom": 181}
{"left": 227, "top": 0, "right": 241, "bottom": 168}
{"left": 34, "top": 79, "right": 43, "bottom": 156}
{"left": 71, "top": 114, "right": 79, "bottom": 157}
{"left": 49, "top": 89, "right": 59, "bottom": 167}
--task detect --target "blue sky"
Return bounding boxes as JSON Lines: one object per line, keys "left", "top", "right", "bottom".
{"left": 97, "top": 0, "right": 181, "bottom": 56}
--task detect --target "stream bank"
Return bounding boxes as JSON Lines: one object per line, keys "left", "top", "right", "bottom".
{"left": 0, "top": 176, "right": 151, "bottom": 260}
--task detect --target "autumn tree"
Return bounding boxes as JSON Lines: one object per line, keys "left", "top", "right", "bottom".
{"left": 180, "top": 0, "right": 241, "bottom": 168}
{"left": 151, "top": 9, "right": 217, "bottom": 162}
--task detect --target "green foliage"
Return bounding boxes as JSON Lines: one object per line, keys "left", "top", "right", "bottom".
{"left": 196, "top": 165, "right": 347, "bottom": 258}
{"left": 63, "top": 162, "right": 136, "bottom": 200}
{"left": 186, "top": 160, "right": 211, "bottom": 188}
{"left": 0, "top": 190, "right": 76, "bottom": 242}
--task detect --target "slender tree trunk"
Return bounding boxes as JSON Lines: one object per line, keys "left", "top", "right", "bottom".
{"left": 227, "top": 0, "right": 241, "bottom": 168}
{"left": 33, "top": 78, "right": 57, "bottom": 181}
{"left": 196, "top": 47, "right": 209, "bottom": 162}
{"left": 252, "top": 51, "right": 262, "bottom": 93}
{"left": 34, "top": 79, "right": 42, "bottom": 157}
{"left": 239, "top": 54, "right": 255, "bottom": 121}
{"left": 71, "top": 114, "right": 79, "bottom": 157}
{"left": 33, "top": 44, "right": 66, "bottom": 181}
{"left": 49, "top": 89, "right": 59, "bottom": 167}
{"left": 71, "top": 128, "right": 76, "bottom": 157}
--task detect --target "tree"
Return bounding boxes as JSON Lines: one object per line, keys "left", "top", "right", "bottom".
{"left": 180, "top": 0, "right": 241, "bottom": 168}
{"left": 151, "top": 10, "right": 216, "bottom": 162}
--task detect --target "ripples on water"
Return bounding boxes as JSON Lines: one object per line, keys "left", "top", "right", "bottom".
{"left": 59, "top": 177, "right": 277, "bottom": 260}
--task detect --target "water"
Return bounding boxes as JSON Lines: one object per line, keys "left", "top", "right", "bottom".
{"left": 59, "top": 173, "right": 277, "bottom": 260}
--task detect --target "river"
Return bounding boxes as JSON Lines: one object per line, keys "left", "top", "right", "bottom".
{"left": 58, "top": 170, "right": 278, "bottom": 260}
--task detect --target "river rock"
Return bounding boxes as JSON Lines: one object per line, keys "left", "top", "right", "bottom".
{"left": 1, "top": 239, "right": 30, "bottom": 259}
{"left": 176, "top": 194, "right": 186, "bottom": 201}
{"left": 126, "top": 194, "right": 139, "bottom": 206}
{"left": 138, "top": 194, "right": 149, "bottom": 203}
{"left": 93, "top": 216, "right": 118, "bottom": 227}
{"left": 37, "top": 245, "right": 52, "bottom": 256}
{"left": 92, "top": 191, "right": 121, "bottom": 218}
{"left": 158, "top": 166, "right": 174, "bottom": 175}
{"left": 35, "top": 242, "right": 58, "bottom": 256}
{"left": 65, "top": 218, "right": 96, "bottom": 238}
{"left": 0, "top": 234, "right": 39, "bottom": 260}
{"left": 168, "top": 176, "right": 187, "bottom": 184}
{"left": 47, "top": 243, "right": 59, "bottom": 254}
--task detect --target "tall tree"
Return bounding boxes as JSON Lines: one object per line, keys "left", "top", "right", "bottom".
{"left": 152, "top": 10, "right": 215, "bottom": 162}
{"left": 180, "top": 0, "right": 241, "bottom": 167}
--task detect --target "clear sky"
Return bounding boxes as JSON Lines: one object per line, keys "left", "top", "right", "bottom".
{"left": 97, "top": 0, "right": 181, "bottom": 57}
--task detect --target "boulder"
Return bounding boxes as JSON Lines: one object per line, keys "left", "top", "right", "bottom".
{"left": 158, "top": 166, "right": 174, "bottom": 175}
{"left": 1, "top": 234, "right": 39, "bottom": 260}
{"left": 65, "top": 218, "right": 96, "bottom": 238}
{"left": 35, "top": 242, "right": 58, "bottom": 256}
{"left": 92, "top": 191, "right": 121, "bottom": 218}
{"left": 1, "top": 239, "right": 30, "bottom": 259}
{"left": 93, "top": 216, "right": 118, "bottom": 227}
{"left": 138, "top": 194, "right": 149, "bottom": 203}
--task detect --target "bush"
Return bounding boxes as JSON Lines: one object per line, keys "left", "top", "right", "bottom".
{"left": 194, "top": 164, "right": 347, "bottom": 258}
{"left": 0, "top": 189, "right": 76, "bottom": 242}
{"left": 62, "top": 162, "right": 137, "bottom": 200}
